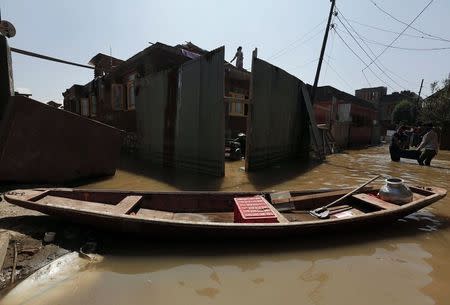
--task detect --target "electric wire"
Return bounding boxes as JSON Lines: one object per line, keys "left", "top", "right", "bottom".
{"left": 346, "top": 18, "right": 448, "bottom": 42}
{"left": 336, "top": 7, "right": 420, "bottom": 87}
{"left": 369, "top": 0, "right": 450, "bottom": 43}
{"left": 364, "top": 0, "right": 435, "bottom": 70}
{"left": 268, "top": 18, "right": 327, "bottom": 60}
{"left": 334, "top": 13, "right": 407, "bottom": 91}
{"left": 333, "top": 28, "right": 401, "bottom": 92}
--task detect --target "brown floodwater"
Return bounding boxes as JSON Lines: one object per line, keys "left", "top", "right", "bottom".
{"left": 3, "top": 145, "right": 450, "bottom": 305}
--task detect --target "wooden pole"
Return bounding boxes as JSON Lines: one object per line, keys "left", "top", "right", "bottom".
{"left": 310, "top": 0, "right": 336, "bottom": 104}
{"left": 417, "top": 78, "right": 424, "bottom": 103}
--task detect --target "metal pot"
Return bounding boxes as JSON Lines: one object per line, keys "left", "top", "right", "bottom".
{"left": 378, "top": 178, "right": 413, "bottom": 204}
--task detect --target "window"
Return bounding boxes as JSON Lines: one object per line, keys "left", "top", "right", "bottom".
{"left": 111, "top": 84, "right": 124, "bottom": 110}
{"left": 227, "top": 92, "right": 248, "bottom": 117}
{"left": 80, "top": 98, "right": 89, "bottom": 116}
{"left": 90, "top": 94, "right": 97, "bottom": 117}
{"left": 127, "top": 81, "right": 135, "bottom": 110}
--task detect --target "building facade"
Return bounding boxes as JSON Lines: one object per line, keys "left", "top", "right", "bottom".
{"left": 315, "top": 86, "right": 378, "bottom": 147}
{"left": 355, "top": 86, "right": 387, "bottom": 103}
{"left": 63, "top": 42, "right": 250, "bottom": 146}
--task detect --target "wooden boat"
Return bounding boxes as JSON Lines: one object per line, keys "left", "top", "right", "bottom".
{"left": 4, "top": 185, "right": 446, "bottom": 238}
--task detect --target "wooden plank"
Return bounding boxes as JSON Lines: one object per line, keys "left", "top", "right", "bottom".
{"left": 0, "top": 232, "right": 10, "bottom": 269}
{"left": 114, "top": 196, "right": 142, "bottom": 214}
{"left": 269, "top": 191, "right": 295, "bottom": 211}
{"left": 265, "top": 201, "right": 290, "bottom": 223}
{"left": 135, "top": 208, "right": 174, "bottom": 220}
{"left": 272, "top": 189, "right": 372, "bottom": 207}
{"left": 352, "top": 193, "right": 399, "bottom": 210}
{"left": 36, "top": 196, "right": 114, "bottom": 214}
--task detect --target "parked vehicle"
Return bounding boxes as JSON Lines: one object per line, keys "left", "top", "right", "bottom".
{"left": 225, "top": 133, "right": 246, "bottom": 160}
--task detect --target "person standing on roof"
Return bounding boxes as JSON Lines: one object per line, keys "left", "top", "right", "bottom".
{"left": 416, "top": 123, "right": 439, "bottom": 166}
{"left": 230, "top": 46, "right": 244, "bottom": 69}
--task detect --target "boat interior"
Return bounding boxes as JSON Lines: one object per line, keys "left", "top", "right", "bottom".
{"left": 18, "top": 186, "right": 438, "bottom": 223}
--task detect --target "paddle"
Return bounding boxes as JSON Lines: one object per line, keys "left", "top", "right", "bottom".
{"left": 309, "top": 175, "right": 382, "bottom": 219}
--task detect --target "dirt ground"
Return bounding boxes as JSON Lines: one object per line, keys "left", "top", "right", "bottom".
{"left": 0, "top": 191, "right": 97, "bottom": 295}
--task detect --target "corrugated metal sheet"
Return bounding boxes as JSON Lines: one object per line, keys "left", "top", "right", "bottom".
{"left": 136, "top": 47, "right": 225, "bottom": 176}
{"left": 136, "top": 70, "right": 169, "bottom": 165}
{"left": 246, "top": 58, "right": 309, "bottom": 171}
{"left": 174, "top": 47, "right": 225, "bottom": 176}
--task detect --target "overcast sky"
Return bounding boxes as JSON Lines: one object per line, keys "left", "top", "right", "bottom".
{"left": 3, "top": 0, "right": 450, "bottom": 102}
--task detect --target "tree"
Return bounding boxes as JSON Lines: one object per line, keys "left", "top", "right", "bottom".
{"left": 392, "top": 100, "right": 415, "bottom": 125}
{"left": 420, "top": 74, "right": 450, "bottom": 127}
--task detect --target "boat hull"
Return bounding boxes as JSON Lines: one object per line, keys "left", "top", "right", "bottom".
{"left": 4, "top": 187, "right": 446, "bottom": 238}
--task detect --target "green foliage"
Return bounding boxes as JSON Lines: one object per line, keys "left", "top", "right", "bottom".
{"left": 392, "top": 100, "right": 415, "bottom": 125}
{"left": 420, "top": 74, "right": 450, "bottom": 127}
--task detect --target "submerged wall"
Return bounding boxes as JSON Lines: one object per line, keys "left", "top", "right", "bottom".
{"left": 245, "top": 57, "right": 309, "bottom": 171}
{"left": 136, "top": 47, "right": 225, "bottom": 176}
{"left": 0, "top": 96, "right": 124, "bottom": 183}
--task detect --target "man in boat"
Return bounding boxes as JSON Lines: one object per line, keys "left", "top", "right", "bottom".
{"left": 417, "top": 123, "right": 439, "bottom": 166}
{"left": 230, "top": 46, "right": 244, "bottom": 69}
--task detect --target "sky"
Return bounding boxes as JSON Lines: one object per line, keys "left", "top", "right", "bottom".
{"left": 3, "top": 0, "right": 450, "bottom": 102}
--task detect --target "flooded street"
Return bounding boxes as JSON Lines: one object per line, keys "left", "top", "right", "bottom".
{"left": 3, "top": 145, "right": 450, "bottom": 305}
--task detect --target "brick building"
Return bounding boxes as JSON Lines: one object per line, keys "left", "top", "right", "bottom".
{"left": 355, "top": 86, "right": 387, "bottom": 103}
{"left": 315, "top": 86, "right": 378, "bottom": 147}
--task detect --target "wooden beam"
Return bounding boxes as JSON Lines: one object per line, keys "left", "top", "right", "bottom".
{"left": 352, "top": 193, "right": 399, "bottom": 210}
{"left": 114, "top": 196, "right": 143, "bottom": 214}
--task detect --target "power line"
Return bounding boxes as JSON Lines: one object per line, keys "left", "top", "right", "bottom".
{"left": 336, "top": 7, "right": 419, "bottom": 88}
{"left": 369, "top": 0, "right": 450, "bottom": 43}
{"left": 333, "top": 28, "right": 400, "bottom": 92}
{"left": 268, "top": 18, "right": 327, "bottom": 60}
{"left": 351, "top": 36, "right": 450, "bottom": 51}
{"left": 364, "top": 0, "right": 435, "bottom": 70}
{"left": 335, "top": 27, "right": 421, "bottom": 99}
{"left": 11, "top": 47, "right": 94, "bottom": 69}
{"left": 334, "top": 13, "right": 407, "bottom": 91}
{"left": 291, "top": 57, "right": 320, "bottom": 70}
{"left": 336, "top": 26, "right": 450, "bottom": 50}
{"left": 362, "top": 69, "right": 372, "bottom": 87}
{"left": 322, "top": 57, "right": 353, "bottom": 90}
{"left": 345, "top": 18, "right": 448, "bottom": 42}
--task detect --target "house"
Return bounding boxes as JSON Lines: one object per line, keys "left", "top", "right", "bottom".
{"left": 315, "top": 86, "right": 378, "bottom": 148}
{"left": 355, "top": 86, "right": 419, "bottom": 135}
{"left": 355, "top": 86, "right": 387, "bottom": 103}
{"left": 62, "top": 41, "right": 250, "bottom": 148}
{"left": 376, "top": 91, "right": 418, "bottom": 134}
{"left": 63, "top": 42, "right": 191, "bottom": 133}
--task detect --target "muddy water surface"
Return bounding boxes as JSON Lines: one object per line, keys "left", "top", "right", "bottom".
{"left": 4, "top": 146, "right": 450, "bottom": 305}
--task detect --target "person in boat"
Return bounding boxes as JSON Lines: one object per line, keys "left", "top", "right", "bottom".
{"left": 230, "top": 46, "right": 244, "bottom": 69}
{"left": 389, "top": 126, "right": 407, "bottom": 161}
{"left": 416, "top": 123, "right": 439, "bottom": 166}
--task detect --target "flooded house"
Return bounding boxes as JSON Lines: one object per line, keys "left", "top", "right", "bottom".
{"left": 62, "top": 42, "right": 250, "bottom": 151}
{"left": 314, "top": 85, "right": 378, "bottom": 148}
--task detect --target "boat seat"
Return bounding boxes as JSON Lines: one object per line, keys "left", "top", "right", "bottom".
{"left": 352, "top": 193, "right": 399, "bottom": 210}
{"left": 114, "top": 195, "right": 143, "bottom": 214}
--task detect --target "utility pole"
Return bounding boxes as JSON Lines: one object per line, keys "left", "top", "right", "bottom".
{"left": 310, "top": 0, "right": 336, "bottom": 104}
{"left": 417, "top": 78, "right": 424, "bottom": 102}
